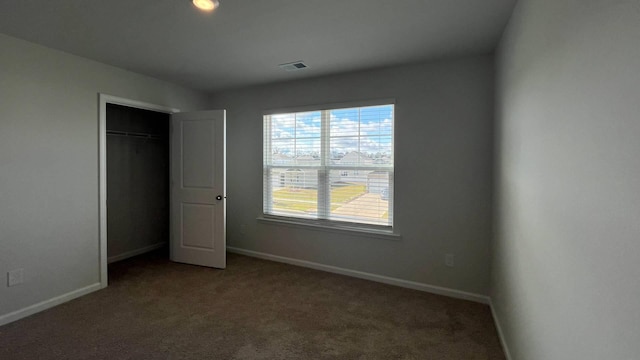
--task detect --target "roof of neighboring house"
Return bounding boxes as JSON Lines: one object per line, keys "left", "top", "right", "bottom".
{"left": 338, "top": 151, "right": 373, "bottom": 165}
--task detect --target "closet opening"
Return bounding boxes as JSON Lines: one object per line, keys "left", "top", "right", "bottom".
{"left": 106, "top": 103, "right": 171, "bottom": 276}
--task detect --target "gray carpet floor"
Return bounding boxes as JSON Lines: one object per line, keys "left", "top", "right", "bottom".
{"left": 0, "top": 250, "right": 506, "bottom": 359}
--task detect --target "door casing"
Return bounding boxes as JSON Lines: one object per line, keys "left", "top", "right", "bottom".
{"left": 98, "top": 94, "right": 179, "bottom": 288}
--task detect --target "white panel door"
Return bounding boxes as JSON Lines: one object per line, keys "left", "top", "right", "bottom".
{"left": 171, "top": 110, "right": 226, "bottom": 268}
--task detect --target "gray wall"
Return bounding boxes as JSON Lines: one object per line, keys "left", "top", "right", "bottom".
{"left": 0, "top": 34, "right": 208, "bottom": 318}
{"left": 210, "top": 56, "right": 495, "bottom": 296}
{"left": 493, "top": 0, "right": 640, "bottom": 359}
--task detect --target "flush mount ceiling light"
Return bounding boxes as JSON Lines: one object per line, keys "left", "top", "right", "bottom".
{"left": 192, "top": 0, "right": 219, "bottom": 11}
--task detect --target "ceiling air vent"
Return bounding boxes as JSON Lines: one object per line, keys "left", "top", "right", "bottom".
{"left": 278, "top": 61, "right": 309, "bottom": 72}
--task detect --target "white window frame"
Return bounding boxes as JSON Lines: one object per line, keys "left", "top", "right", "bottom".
{"left": 262, "top": 99, "right": 396, "bottom": 235}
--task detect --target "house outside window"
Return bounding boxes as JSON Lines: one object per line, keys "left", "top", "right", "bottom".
{"left": 263, "top": 102, "right": 394, "bottom": 227}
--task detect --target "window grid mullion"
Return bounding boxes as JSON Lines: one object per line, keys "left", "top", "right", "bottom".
{"left": 293, "top": 113, "right": 297, "bottom": 158}
{"left": 317, "top": 109, "right": 330, "bottom": 219}
{"left": 357, "top": 108, "right": 361, "bottom": 164}
{"left": 264, "top": 115, "right": 273, "bottom": 213}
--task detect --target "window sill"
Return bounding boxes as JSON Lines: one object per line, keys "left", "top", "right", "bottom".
{"left": 257, "top": 215, "right": 401, "bottom": 241}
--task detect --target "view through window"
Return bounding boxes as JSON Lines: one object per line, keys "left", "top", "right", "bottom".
{"left": 263, "top": 103, "right": 394, "bottom": 227}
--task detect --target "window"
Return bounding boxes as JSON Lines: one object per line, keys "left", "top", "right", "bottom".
{"left": 263, "top": 102, "right": 394, "bottom": 227}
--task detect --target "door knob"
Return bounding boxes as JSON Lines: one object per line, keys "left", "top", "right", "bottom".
{"left": 216, "top": 195, "right": 223, "bottom": 200}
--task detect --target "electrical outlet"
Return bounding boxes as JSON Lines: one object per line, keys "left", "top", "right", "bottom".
{"left": 8, "top": 268, "right": 24, "bottom": 287}
{"left": 445, "top": 254, "right": 455, "bottom": 267}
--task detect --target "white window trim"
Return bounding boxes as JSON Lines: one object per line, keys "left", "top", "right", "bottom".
{"left": 263, "top": 98, "right": 396, "bottom": 116}
{"left": 263, "top": 99, "right": 396, "bottom": 234}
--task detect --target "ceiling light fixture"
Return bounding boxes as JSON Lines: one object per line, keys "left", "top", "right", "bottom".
{"left": 192, "top": 0, "right": 219, "bottom": 11}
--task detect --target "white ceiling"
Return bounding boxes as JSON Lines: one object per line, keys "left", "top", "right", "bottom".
{"left": 0, "top": 0, "right": 515, "bottom": 92}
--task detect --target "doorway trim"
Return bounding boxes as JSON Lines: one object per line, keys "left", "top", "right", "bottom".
{"left": 98, "top": 94, "right": 179, "bottom": 288}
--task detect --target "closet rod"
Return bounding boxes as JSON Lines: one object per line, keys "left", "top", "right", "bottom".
{"left": 106, "top": 130, "right": 163, "bottom": 140}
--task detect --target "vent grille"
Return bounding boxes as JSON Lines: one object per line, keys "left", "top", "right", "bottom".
{"left": 279, "top": 61, "right": 309, "bottom": 72}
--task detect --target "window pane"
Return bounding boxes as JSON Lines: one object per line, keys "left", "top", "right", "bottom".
{"left": 329, "top": 104, "right": 394, "bottom": 168}
{"left": 329, "top": 170, "right": 391, "bottom": 226}
{"left": 360, "top": 105, "right": 394, "bottom": 136}
{"left": 271, "top": 114, "right": 296, "bottom": 139}
{"left": 358, "top": 135, "right": 393, "bottom": 164}
{"left": 270, "top": 139, "right": 295, "bottom": 163}
{"left": 295, "top": 111, "right": 321, "bottom": 138}
{"left": 329, "top": 108, "right": 360, "bottom": 136}
{"left": 330, "top": 137, "right": 362, "bottom": 164}
{"left": 269, "top": 168, "right": 318, "bottom": 219}
{"left": 294, "top": 138, "right": 321, "bottom": 162}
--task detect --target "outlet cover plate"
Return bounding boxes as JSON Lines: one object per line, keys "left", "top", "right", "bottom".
{"left": 445, "top": 254, "right": 455, "bottom": 267}
{"left": 8, "top": 268, "right": 24, "bottom": 287}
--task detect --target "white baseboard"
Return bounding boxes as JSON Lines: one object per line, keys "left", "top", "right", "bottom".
{"left": 107, "top": 242, "right": 167, "bottom": 264}
{"left": 227, "top": 246, "right": 490, "bottom": 304}
{"left": 0, "top": 283, "right": 102, "bottom": 327}
{"left": 490, "top": 299, "right": 513, "bottom": 360}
